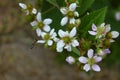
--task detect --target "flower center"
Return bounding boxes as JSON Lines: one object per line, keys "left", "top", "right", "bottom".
{"left": 97, "top": 27, "right": 105, "bottom": 35}
{"left": 88, "top": 58, "right": 95, "bottom": 65}
{"left": 67, "top": 11, "right": 74, "bottom": 18}
{"left": 62, "top": 37, "right": 71, "bottom": 43}
{"left": 27, "top": 4, "right": 33, "bottom": 11}
{"left": 38, "top": 22, "right": 44, "bottom": 29}
{"left": 44, "top": 34, "right": 50, "bottom": 40}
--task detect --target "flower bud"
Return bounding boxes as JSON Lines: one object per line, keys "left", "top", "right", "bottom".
{"left": 106, "top": 32, "right": 112, "bottom": 39}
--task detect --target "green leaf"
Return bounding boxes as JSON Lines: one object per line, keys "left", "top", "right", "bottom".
{"left": 77, "top": 0, "right": 95, "bottom": 16}
{"left": 72, "top": 47, "right": 80, "bottom": 56}
{"left": 78, "top": 7, "right": 107, "bottom": 37}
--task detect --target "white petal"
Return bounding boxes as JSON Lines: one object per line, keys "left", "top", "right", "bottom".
{"left": 88, "top": 31, "right": 97, "bottom": 35}
{"left": 111, "top": 31, "right": 119, "bottom": 38}
{"left": 66, "top": 56, "right": 75, "bottom": 64}
{"left": 50, "top": 29, "right": 55, "bottom": 36}
{"left": 69, "top": 3, "right": 77, "bottom": 11}
{"left": 60, "top": 7, "right": 67, "bottom": 15}
{"left": 53, "top": 38, "right": 59, "bottom": 42}
{"left": 41, "top": 32, "right": 46, "bottom": 38}
{"left": 92, "top": 64, "right": 101, "bottom": 72}
{"left": 74, "top": 11, "right": 79, "bottom": 17}
{"left": 32, "top": 8, "right": 37, "bottom": 14}
{"left": 105, "top": 24, "right": 111, "bottom": 33}
{"left": 43, "top": 18, "right": 52, "bottom": 25}
{"left": 64, "top": 45, "right": 72, "bottom": 51}
{"left": 72, "top": 40, "right": 79, "bottom": 47}
{"left": 37, "top": 12, "right": 42, "bottom": 22}
{"left": 19, "top": 3, "right": 27, "bottom": 9}
{"left": 70, "top": 18, "right": 75, "bottom": 24}
{"left": 110, "top": 39, "right": 115, "bottom": 42}
{"left": 60, "top": 17, "right": 68, "bottom": 26}
{"left": 103, "top": 49, "right": 111, "bottom": 54}
{"left": 94, "top": 56, "right": 102, "bottom": 63}
{"left": 30, "top": 21, "right": 37, "bottom": 26}
{"left": 57, "top": 47, "right": 63, "bottom": 52}
{"left": 36, "top": 28, "right": 41, "bottom": 36}
{"left": 57, "top": 40, "right": 65, "bottom": 48}
{"left": 78, "top": 57, "right": 87, "bottom": 63}
{"left": 43, "top": 25, "right": 51, "bottom": 32}
{"left": 100, "top": 23, "right": 105, "bottom": 27}
{"left": 87, "top": 49, "right": 94, "bottom": 58}
{"left": 70, "top": 27, "right": 76, "bottom": 37}
{"left": 51, "top": 33, "right": 57, "bottom": 39}
{"left": 47, "top": 40, "right": 53, "bottom": 46}
{"left": 37, "top": 40, "right": 45, "bottom": 43}
{"left": 83, "top": 64, "right": 90, "bottom": 72}
{"left": 92, "top": 24, "right": 97, "bottom": 31}
{"left": 58, "top": 30, "right": 66, "bottom": 37}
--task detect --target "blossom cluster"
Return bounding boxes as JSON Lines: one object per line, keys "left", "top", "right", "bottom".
{"left": 19, "top": 1, "right": 119, "bottom": 72}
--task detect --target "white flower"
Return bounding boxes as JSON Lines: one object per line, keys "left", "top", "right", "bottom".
{"left": 66, "top": 56, "right": 75, "bottom": 64}
{"left": 30, "top": 12, "right": 52, "bottom": 36}
{"left": 88, "top": 23, "right": 110, "bottom": 39}
{"left": 60, "top": 3, "right": 79, "bottom": 26}
{"left": 88, "top": 23, "right": 119, "bottom": 40}
{"left": 78, "top": 49, "right": 102, "bottom": 72}
{"left": 56, "top": 27, "right": 79, "bottom": 52}
{"left": 19, "top": 3, "right": 37, "bottom": 15}
{"left": 37, "top": 29, "right": 57, "bottom": 46}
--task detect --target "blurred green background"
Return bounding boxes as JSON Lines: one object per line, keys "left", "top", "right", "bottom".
{"left": 0, "top": 0, "right": 120, "bottom": 80}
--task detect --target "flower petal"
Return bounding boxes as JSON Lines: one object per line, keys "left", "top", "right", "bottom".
{"left": 41, "top": 32, "right": 46, "bottom": 38}
{"left": 83, "top": 64, "right": 90, "bottom": 72}
{"left": 61, "top": 17, "right": 68, "bottom": 26}
{"left": 47, "top": 40, "right": 53, "bottom": 46}
{"left": 103, "top": 49, "right": 111, "bottom": 54}
{"left": 57, "top": 47, "right": 63, "bottom": 52}
{"left": 37, "top": 40, "right": 45, "bottom": 43}
{"left": 32, "top": 8, "right": 37, "bottom": 14}
{"left": 74, "top": 11, "right": 79, "bottom": 17}
{"left": 30, "top": 21, "right": 37, "bottom": 26}
{"left": 88, "top": 31, "right": 97, "bottom": 35}
{"left": 111, "top": 31, "right": 119, "bottom": 38}
{"left": 57, "top": 40, "right": 65, "bottom": 48}
{"left": 36, "top": 28, "right": 41, "bottom": 36}
{"left": 105, "top": 24, "right": 111, "bottom": 33}
{"left": 50, "top": 29, "right": 55, "bottom": 36}
{"left": 43, "top": 18, "right": 52, "bottom": 25}
{"left": 87, "top": 49, "right": 94, "bottom": 58}
{"left": 100, "top": 23, "right": 105, "bottom": 27}
{"left": 64, "top": 45, "right": 72, "bottom": 51}
{"left": 37, "top": 12, "right": 42, "bottom": 22}
{"left": 69, "top": 3, "right": 77, "bottom": 11}
{"left": 72, "top": 40, "right": 79, "bottom": 47}
{"left": 58, "top": 30, "right": 66, "bottom": 37}
{"left": 94, "top": 56, "right": 102, "bottom": 62}
{"left": 60, "top": 7, "right": 67, "bottom": 15}
{"left": 92, "top": 64, "right": 101, "bottom": 72}
{"left": 70, "top": 18, "right": 75, "bottom": 24}
{"left": 92, "top": 24, "right": 97, "bottom": 31}
{"left": 70, "top": 27, "right": 76, "bottom": 37}
{"left": 78, "top": 57, "right": 87, "bottom": 63}
{"left": 43, "top": 25, "right": 51, "bottom": 32}
{"left": 19, "top": 3, "right": 27, "bottom": 9}
{"left": 66, "top": 56, "right": 75, "bottom": 64}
